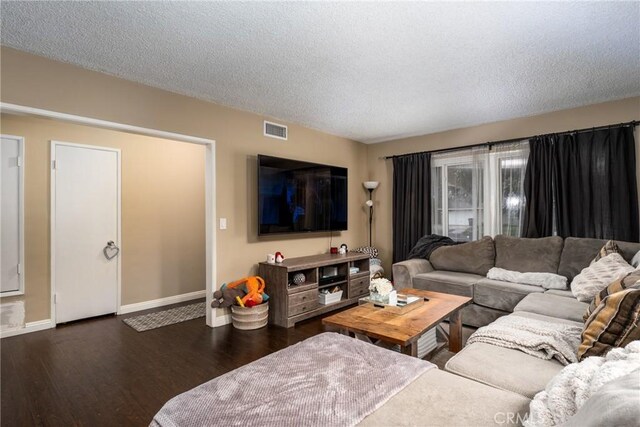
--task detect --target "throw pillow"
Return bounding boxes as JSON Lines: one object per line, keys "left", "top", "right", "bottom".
{"left": 631, "top": 250, "right": 640, "bottom": 269}
{"left": 591, "top": 240, "right": 621, "bottom": 265}
{"left": 562, "top": 369, "right": 640, "bottom": 427}
{"left": 571, "top": 253, "right": 635, "bottom": 302}
{"left": 352, "top": 246, "right": 378, "bottom": 259}
{"left": 526, "top": 342, "right": 640, "bottom": 426}
{"left": 578, "top": 288, "right": 640, "bottom": 361}
{"left": 583, "top": 271, "right": 640, "bottom": 321}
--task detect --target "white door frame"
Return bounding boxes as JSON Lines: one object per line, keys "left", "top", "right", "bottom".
{"left": 0, "top": 102, "right": 218, "bottom": 328}
{"left": 0, "top": 134, "right": 26, "bottom": 297}
{"left": 51, "top": 141, "right": 122, "bottom": 322}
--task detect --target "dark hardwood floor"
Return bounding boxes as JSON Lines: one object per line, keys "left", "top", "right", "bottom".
{"left": 1, "top": 300, "right": 465, "bottom": 427}
{"left": 1, "top": 300, "right": 334, "bottom": 427}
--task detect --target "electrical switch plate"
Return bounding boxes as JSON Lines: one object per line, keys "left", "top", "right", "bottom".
{"left": 219, "top": 218, "right": 227, "bottom": 230}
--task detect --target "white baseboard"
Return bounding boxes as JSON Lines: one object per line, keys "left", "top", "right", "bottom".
{"left": 213, "top": 312, "right": 232, "bottom": 327}
{"left": 118, "top": 290, "right": 207, "bottom": 314}
{"left": 119, "top": 290, "right": 206, "bottom": 315}
{"left": 1, "top": 319, "right": 55, "bottom": 339}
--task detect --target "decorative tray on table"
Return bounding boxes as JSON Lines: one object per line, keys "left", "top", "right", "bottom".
{"left": 358, "top": 294, "right": 425, "bottom": 314}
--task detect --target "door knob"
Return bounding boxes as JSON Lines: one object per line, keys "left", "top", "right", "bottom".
{"left": 103, "top": 241, "right": 120, "bottom": 260}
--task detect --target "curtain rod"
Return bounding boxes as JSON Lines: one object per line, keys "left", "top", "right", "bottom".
{"left": 382, "top": 120, "right": 639, "bottom": 160}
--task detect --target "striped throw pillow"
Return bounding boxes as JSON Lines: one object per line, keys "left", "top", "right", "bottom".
{"left": 578, "top": 289, "right": 640, "bottom": 361}
{"left": 591, "top": 240, "right": 622, "bottom": 265}
{"left": 352, "top": 246, "right": 379, "bottom": 259}
{"left": 583, "top": 272, "right": 640, "bottom": 322}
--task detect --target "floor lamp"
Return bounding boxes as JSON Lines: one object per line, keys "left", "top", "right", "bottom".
{"left": 363, "top": 181, "right": 379, "bottom": 247}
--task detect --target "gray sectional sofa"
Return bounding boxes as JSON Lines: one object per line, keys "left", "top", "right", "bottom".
{"left": 393, "top": 235, "right": 640, "bottom": 327}
{"left": 387, "top": 235, "right": 640, "bottom": 425}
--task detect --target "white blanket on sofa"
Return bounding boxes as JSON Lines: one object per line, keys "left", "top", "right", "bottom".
{"left": 525, "top": 341, "right": 640, "bottom": 426}
{"left": 487, "top": 267, "right": 568, "bottom": 290}
{"left": 466, "top": 315, "right": 582, "bottom": 366}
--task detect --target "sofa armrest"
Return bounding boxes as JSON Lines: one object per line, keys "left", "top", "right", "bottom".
{"left": 392, "top": 259, "right": 434, "bottom": 288}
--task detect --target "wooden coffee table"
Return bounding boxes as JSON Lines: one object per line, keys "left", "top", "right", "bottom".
{"left": 322, "top": 288, "right": 472, "bottom": 357}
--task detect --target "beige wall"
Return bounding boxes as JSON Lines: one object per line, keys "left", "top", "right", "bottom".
{"left": 1, "top": 114, "right": 206, "bottom": 322}
{"left": 0, "top": 47, "right": 369, "bottom": 323}
{"left": 366, "top": 97, "right": 640, "bottom": 274}
{"left": 2, "top": 46, "right": 637, "bottom": 323}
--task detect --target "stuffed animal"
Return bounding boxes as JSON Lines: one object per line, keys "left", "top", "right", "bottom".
{"left": 225, "top": 276, "right": 269, "bottom": 306}
{"left": 275, "top": 252, "right": 285, "bottom": 263}
{"left": 211, "top": 283, "right": 246, "bottom": 308}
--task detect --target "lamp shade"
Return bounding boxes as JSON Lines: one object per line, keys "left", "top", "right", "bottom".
{"left": 363, "top": 181, "right": 379, "bottom": 190}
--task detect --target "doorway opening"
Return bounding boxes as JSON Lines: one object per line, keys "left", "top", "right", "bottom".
{"left": 0, "top": 103, "right": 217, "bottom": 329}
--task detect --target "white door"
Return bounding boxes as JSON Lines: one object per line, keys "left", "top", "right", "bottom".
{"left": 1, "top": 135, "right": 24, "bottom": 295}
{"left": 52, "top": 142, "right": 120, "bottom": 323}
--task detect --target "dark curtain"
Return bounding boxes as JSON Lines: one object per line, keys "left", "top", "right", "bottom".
{"left": 554, "top": 126, "right": 639, "bottom": 241}
{"left": 392, "top": 153, "right": 431, "bottom": 263}
{"left": 522, "top": 125, "right": 639, "bottom": 242}
{"left": 522, "top": 135, "right": 557, "bottom": 238}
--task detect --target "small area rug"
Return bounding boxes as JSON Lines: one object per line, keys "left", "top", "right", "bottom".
{"left": 123, "top": 302, "right": 205, "bottom": 332}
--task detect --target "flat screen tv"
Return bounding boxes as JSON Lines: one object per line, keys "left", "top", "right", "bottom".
{"left": 258, "top": 155, "right": 347, "bottom": 235}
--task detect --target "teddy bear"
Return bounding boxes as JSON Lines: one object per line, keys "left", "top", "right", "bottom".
{"left": 210, "top": 283, "right": 246, "bottom": 308}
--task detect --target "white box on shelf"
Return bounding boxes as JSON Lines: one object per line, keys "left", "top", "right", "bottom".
{"left": 319, "top": 290, "right": 343, "bottom": 305}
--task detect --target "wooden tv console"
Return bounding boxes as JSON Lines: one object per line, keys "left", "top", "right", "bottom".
{"left": 258, "top": 252, "right": 371, "bottom": 328}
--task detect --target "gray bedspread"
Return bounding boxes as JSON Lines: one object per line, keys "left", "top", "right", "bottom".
{"left": 151, "top": 332, "right": 434, "bottom": 427}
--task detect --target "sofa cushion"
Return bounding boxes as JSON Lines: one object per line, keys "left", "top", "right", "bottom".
{"left": 617, "top": 241, "right": 640, "bottom": 262}
{"left": 544, "top": 289, "right": 575, "bottom": 298}
{"left": 579, "top": 289, "right": 640, "bottom": 361}
{"left": 558, "top": 237, "right": 640, "bottom": 282}
{"left": 571, "top": 253, "right": 635, "bottom": 302}
{"left": 474, "top": 278, "right": 544, "bottom": 312}
{"left": 460, "top": 303, "right": 508, "bottom": 328}
{"left": 512, "top": 310, "right": 585, "bottom": 327}
{"left": 445, "top": 341, "right": 564, "bottom": 398}
{"left": 584, "top": 271, "right": 640, "bottom": 321}
{"left": 494, "top": 235, "right": 564, "bottom": 273}
{"left": 514, "top": 292, "right": 588, "bottom": 323}
{"left": 412, "top": 271, "right": 482, "bottom": 297}
{"left": 358, "top": 369, "right": 531, "bottom": 427}
{"left": 429, "top": 236, "right": 495, "bottom": 276}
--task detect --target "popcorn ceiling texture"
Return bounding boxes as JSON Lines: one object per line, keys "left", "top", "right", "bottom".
{"left": 1, "top": 2, "right": 638, "bottom": 143}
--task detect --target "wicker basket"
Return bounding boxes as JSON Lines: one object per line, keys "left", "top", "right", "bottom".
{"left": 230, "top": 302, "right": 269, "bottom": 330}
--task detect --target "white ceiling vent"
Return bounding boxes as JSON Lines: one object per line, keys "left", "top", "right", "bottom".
{"left": 264, "top": 121, "right": 288, "bottom": 140}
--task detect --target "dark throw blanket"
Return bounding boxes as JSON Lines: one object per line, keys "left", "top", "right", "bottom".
{"left": 151, "top": 333, "right": 434, "bottom": 427}
{"left": 407, "top": 234, "right": 459, "bottom": 260}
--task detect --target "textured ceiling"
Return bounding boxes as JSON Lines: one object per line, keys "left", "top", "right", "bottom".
{"left": 1, "top": 2, "right": 639, "bottom": 143}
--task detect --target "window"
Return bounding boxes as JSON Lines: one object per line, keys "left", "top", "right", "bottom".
{"left": 432, "top": 141, "right": 529, "bottom": 241}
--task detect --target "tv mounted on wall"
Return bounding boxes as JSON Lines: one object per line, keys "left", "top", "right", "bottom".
{"left": 258, "top": 155, "right": 347, "bottom": 235}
